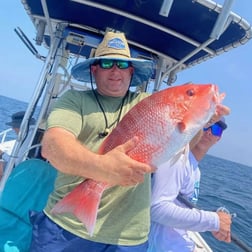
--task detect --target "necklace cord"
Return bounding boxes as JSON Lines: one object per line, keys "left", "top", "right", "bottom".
{"left": 89, "top": 66, "right": 129, "bottom": 137}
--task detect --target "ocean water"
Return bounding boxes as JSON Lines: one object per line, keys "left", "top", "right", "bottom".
{"left": 0, "top": 94, "right": 252, "bottom": 252}
{"left": 199, "top": 155, "right": 252, "bottom": 252}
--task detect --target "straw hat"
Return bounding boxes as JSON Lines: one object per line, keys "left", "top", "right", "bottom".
{"left": 71, "top": 32, "right": 154, "bottom": 86}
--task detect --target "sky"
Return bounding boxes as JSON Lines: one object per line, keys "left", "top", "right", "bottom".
{"left": 0, "top": 1, "right": 252, "bottom": 167}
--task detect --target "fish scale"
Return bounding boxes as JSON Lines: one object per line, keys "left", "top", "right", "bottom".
{"left": 51, "top": 83, "right": 224, "bottom": 236}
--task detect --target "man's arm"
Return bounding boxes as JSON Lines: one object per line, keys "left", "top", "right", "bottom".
{"left": 151, "top": 154, "right": 219, "bottom": 232}
{"left": 0, "top": 149, "right": 10, "bottom": 163}
{"left": 151, "top": 199, "right": 219, "bottom": 232}
{"left": 41, "top": 127, "right": 155, "bottom": 186}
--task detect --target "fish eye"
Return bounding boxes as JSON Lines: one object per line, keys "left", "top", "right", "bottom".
{"left": 186, "top": 89, "right": 195, "bottom": 96}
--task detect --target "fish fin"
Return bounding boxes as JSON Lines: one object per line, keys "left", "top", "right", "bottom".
{"left": 169, "top": 152, "right": 182, "bottom": 167}
{"left": 169, "top": 145, "right": 189, "bottom": 167}
{"left": 51, "top": 179, "right": 108, "bottom": 236}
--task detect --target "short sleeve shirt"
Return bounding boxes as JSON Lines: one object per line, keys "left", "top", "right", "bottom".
{"left": 44, "top": 89, "right": 151, "bottom": 245}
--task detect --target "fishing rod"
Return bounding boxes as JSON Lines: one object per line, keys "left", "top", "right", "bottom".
{"left": 177, "top": 193, "right": 252, "bottom": 252}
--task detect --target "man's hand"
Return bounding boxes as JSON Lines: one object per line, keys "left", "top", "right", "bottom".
{"left": 212, "top": 211, "right": 232, "bottom": 242}
{"left": 99, "top": 136, "right": 156, "bottom": 186}
{"left": 205, "top": 104, "right": 231, "bottom": 127}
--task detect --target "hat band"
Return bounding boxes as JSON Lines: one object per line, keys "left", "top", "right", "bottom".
{"left": 97, "top": 52, "right": 131, "bottom": 58}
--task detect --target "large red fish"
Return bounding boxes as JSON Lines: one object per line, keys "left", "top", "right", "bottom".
{"left": 51, "top": 83, "right": 224, "bottom": 235}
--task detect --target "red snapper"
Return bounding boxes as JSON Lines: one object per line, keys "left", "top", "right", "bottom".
{"left": 51, "top": 83, "right": 224, "bottom": 235}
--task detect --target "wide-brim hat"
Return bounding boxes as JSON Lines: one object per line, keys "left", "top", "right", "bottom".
{"left": 6, "top": 111, "right": 36, "bottom": 128}
{"left": 71, "top": 31, "right": 154, "bottom": 87}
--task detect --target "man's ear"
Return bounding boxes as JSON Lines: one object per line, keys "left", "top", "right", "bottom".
{"left": 130, "top": 67, "right": 134, "bottom": 75}
{"left": 90, "top": 65, "right": 96, "bottom": 74}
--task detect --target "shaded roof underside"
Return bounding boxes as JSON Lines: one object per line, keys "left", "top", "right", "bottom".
{"left": 21, "top": 0, "right": 252, "bottom": 83}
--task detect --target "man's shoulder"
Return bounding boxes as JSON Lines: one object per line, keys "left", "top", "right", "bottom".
{"left": 128, "top": 90, "right": 150, "bottom": 101}
{"left": 58, "top": 89, "right": 95, "bottom": 105}
{"left": 63, "top": 89, "right": 93, "bottom": 97}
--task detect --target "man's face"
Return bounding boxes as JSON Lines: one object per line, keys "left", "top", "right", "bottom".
{"left": 12, "top": 127, "right": 20, "bottom": 135}
{"left": 198, "top": 127, "right": 221, "bottom": 149}
{"left": 91, "top": 62, "right": 134, "bottom": 97}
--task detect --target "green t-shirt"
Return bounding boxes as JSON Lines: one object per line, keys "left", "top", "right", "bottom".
{"left": 44, "top": 89, "right": 151, "bottom": 245}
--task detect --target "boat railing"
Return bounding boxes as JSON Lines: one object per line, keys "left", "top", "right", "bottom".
{"left": 0, "top": 128, "right": 13, "bottom": 144}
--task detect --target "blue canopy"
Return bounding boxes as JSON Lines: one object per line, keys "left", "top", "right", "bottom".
{"left": 21, "top": 0, "right": 252, "bottom": 89}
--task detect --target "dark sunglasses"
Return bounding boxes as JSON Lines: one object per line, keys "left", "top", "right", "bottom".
{"left": 203, "top": 123, "right": 223, "bottom": 137}
{"left": 95, "top": 59, "right": 132, "bottom": 69}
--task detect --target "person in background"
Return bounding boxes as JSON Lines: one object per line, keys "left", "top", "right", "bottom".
{"left": 0, "top": 111, "right": 36, "bottom": 169}
{"left": 29, "top": 31, "right": 156, "bottom": 252}
{"left": 148, "top": 117, "right": 232, "bottom": 252}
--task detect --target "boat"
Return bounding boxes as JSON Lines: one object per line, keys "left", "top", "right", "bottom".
{"left": 0, "top": 0, "right": 252, "bottom": 251}
{"left": 0, "top": 129, "right": 15, "bottom": 180}
{"left": 0, "top": 129, "right": 16, "bottom": 157}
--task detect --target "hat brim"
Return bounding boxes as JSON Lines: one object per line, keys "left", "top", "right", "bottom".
{"left": 6, "top": 122, "right": 15, "bottom": 126}
{"left": 6, "top": 122, "right": 21, "bottom": 128}
{"left": 71, "top": 56, "right": 154, "bottom": 87}
{"left": 5, "top": 118, "right": 36, "bottom": 128}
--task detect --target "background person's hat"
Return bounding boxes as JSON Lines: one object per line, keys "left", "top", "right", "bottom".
{"left": 71, "top": 31, "right": 154, "bottom": 86}
{"left": 6, "top": 111, "right": 35, "bottom": 128}
{"left": 216, "top": 116, "right": 227, "bottom": 130}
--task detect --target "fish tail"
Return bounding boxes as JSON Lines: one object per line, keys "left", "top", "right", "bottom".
{"left": 51, "top": 179, "right": 108, "bottom": 236}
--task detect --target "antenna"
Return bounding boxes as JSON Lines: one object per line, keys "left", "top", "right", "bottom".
{"left": 14, "top": 27, "right": 46, "bottom": 61}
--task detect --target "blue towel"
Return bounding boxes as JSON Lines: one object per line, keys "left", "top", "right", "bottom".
{"left": 0, "top": 159, "right": 57, "bottom": 252}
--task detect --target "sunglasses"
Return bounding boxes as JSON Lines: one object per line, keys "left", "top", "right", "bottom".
{"left": 95, "top": 59, "right": 132, "bottom": 69}
{"left": 203, "top": 123, "right": 223, "bottom": 137}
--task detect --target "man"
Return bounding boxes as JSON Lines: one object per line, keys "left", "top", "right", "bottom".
{"left": 29, "top": 31, "right": 155, "bottom": 251}
{"left": 148, "top": 117, "right": 232, "bottom": 252}
{"left": 0, "top": 111, "right": 36, "bottom": 165}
